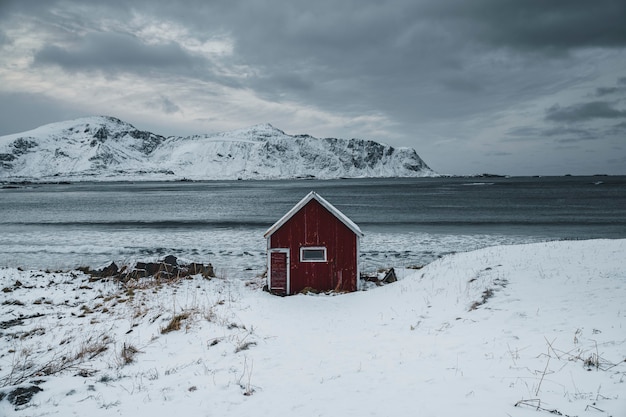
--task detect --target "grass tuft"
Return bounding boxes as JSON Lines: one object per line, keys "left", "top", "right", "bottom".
{"left": 120, "top": 343, "right": 140, "bottom": 365}
{"left": 160, "top": 312, "right": 191, "bottom": 334}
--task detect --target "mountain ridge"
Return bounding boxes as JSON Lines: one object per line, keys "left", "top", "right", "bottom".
{"left": 0, "top": 116, "right": 437, "bottom": 181}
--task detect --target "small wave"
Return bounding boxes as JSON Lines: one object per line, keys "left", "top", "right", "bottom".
{"left": 4, "top": 220, "right": 273, "bottom": 229}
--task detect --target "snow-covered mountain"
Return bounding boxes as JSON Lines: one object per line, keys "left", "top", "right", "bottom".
{"left": 0, "top": 116, "right": 437, "bottom": 181}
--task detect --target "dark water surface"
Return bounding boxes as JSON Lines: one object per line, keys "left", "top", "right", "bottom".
{"left": 1, "top": 176, "right": 625, "bottom": 275}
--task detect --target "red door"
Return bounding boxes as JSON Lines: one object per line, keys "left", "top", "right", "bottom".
{"left": 270, "top": 249, "right": 289, "bottom": 295}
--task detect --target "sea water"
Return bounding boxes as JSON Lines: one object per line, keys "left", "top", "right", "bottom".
{"left": 1, "top": 176, "right": 625, "bottom": 277}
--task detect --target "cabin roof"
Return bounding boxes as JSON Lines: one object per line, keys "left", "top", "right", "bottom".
{"left": 263, "top": 191, "right": 364, "bottom": 239}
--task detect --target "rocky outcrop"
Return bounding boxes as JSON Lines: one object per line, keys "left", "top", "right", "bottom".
{"left": 80, "top": 256, "right": 215, "bottom": 283}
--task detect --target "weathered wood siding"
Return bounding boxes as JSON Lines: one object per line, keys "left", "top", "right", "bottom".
{"left": 269, "top": 199, "right": 358, "bottom": 294}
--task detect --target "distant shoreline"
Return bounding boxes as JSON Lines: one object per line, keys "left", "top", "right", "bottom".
{"left": 1, "top": 173, "right": 623, "bottom": 186}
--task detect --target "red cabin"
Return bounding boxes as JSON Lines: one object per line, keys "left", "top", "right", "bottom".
{"left": 264, "top": 191, "right": 364, "bottom": 295}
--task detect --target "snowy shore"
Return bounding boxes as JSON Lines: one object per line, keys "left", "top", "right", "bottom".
{"left": 1, "top": 239, "right": 625, "bottom": 416}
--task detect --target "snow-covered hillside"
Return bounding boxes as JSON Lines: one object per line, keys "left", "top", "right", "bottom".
{"left": 0, "top": 117, "right": 436, "bottom": 181}
{"left": 1, "top": 239, "right": 624, "bottom": 416}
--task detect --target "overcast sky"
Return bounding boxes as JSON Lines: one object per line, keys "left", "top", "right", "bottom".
{"left": 1, "top": 0, "right": 625, "bottom": 175}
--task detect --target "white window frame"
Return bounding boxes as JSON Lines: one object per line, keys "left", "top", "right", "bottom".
{"left": 300, "top": 246, "right": 327, "bottom": 262}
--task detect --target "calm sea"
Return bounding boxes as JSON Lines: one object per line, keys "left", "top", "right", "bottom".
{"left": 1, "top": 176, "right": 625, "bottom": 276}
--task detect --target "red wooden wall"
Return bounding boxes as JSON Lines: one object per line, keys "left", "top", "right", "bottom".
{"left": 269, "top": 199, "right": 358, "bottom": 294}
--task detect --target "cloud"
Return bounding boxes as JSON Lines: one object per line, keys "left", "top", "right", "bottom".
{"left": 1, "top": 0, "right": 626, "bottom": 175}
{"left": 486, "top": 151, "right": 512, "bottom": 156}
{"left": 426, "top": 0, "right": 626, "bottom": 52}
{"left": 546, "top": 101, "right": 626, "bottom": 122}
{"left": 0, "top": 91, "right": 85, "bottom": 135}
{"left": 507, "top": 125, "right": 596, "bottom": 142}
{"left": 595, "top": 87, "right": 619, "bottom": 96}
{"left": 608, "top": 121, "right": 626, "bottom": 134}
{"left": 440, "top": 77, "right": 485, "bottom": 93}
{"left": 33, "top": 31, "right": 202, "bottom": 74}
{"left": 15, "top": 1, "right": 626, "bottom": 125}
{"left": 607, "top": 155, "right": 626, "bottom": 165}
{"left": 594, "top": 77, "right": 626, "bottom": 96}
{"left": 157, "top": 95, "right": 180, "bottom": 114}
{"left": 0, "top": 0, "right": 22, "bottom": 19}
{"left": 0, "top": 30, "right": 9, "bottom": 46}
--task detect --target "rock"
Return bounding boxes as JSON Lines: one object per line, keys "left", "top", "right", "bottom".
{"left": 77, "top": 257, "right": 215, "bottom": 282}
{"left": 155, "top": 270, "right": 173, "bottom": 280}
{"left": 159, "top": 263, "right": 177, "bottom": 275}
{"left": 6, "top": 385, "right": 43, "bottom": 407}
{"left": 135, "top": 262, "right": 160, "bottom": 276}
{"left": 187, "top": 262, "right": 215, "bottom": 278}
{"left": 125, "top": 269, "right": 148, "bottom": 280}
{"left": 188, "top": 263, "right": 205, "bottom": 275}
{"left": 382, "top": 268, "right": 397, "bottom": 284}
{"left": 163, "top": 255, "right": 178, "bottom": 266}
{"left": 100, "top": 262, "right": 118, "bottom": 277}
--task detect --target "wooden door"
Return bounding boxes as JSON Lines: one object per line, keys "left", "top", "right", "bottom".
{"left": 269, "top": 249, "right": 289, "bottom": 295}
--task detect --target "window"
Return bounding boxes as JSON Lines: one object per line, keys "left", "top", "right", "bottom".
{"left": 300, "top": 247, "right": 327, "bottom": 262}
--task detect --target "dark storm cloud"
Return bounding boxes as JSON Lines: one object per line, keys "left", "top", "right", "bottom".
{"left": 200, "top": 0, "right": 626, "bottom": 122}
{"left": 594, "top": 77, "right": 626, "bottom": 97}
{"left": 205, "top": 0, "right": 626, "bottom": 63}
{"left": 2, "top": 0, "right": 626, "bottom": 174}
{"left": 33, "top": 31, "right": 200, "bottom": 73}
{"left": 203, "top": 0, "right": 625, "bottom": 88}
{"left": 508, "top": 126, "right": 596, "bottom": 142}
{"left": 424, "top": 0, "right": 626, "bottom": 51}
{"left": 546, "top": 102, "right": 626, "bottom": 122}
{"left": 0, "top": 0, "right": 21, "bottom": 18}
{"left": 16, "top": 0, "right": 626, "bottom": 116}
{"left": 595, "top": 87, "right": 620, "bottom": 97}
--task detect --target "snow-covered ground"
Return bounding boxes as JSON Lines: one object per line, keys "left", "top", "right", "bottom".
{"left": 1, "top": 239, "right": 624, "bottom": 416}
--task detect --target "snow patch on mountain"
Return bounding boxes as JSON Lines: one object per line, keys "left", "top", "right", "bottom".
{"left": 0, "top": 116, "right": 168, "bottom": 179}
{"left": 0, "top": 117, "right": 437, "bottom": 181}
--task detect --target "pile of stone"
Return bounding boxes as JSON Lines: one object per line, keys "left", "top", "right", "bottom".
{"left": 360, "top": 267, "right": 398, "bottom": 286}
{"left": 80, "top": 255, "right": 215, "bottom": 282}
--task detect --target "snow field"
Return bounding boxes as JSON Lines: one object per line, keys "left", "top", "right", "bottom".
{"left": 0, "top": 239, "right": 625, "bottom": 416}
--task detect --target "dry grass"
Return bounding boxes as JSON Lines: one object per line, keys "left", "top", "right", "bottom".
{"left": 234, "top": 341, "right": 257, "bottom": 353}
{"left": 468, "top": 288, "right": 494, "bottom": 311}
{"left": 119, "top": 343, "right": 140, "bottom": 365}
{"left": 1, "top": 335, "right": 112, "bottom": 387}
{"left": 160, "top": 312, "right": 191, "bottom": 334}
